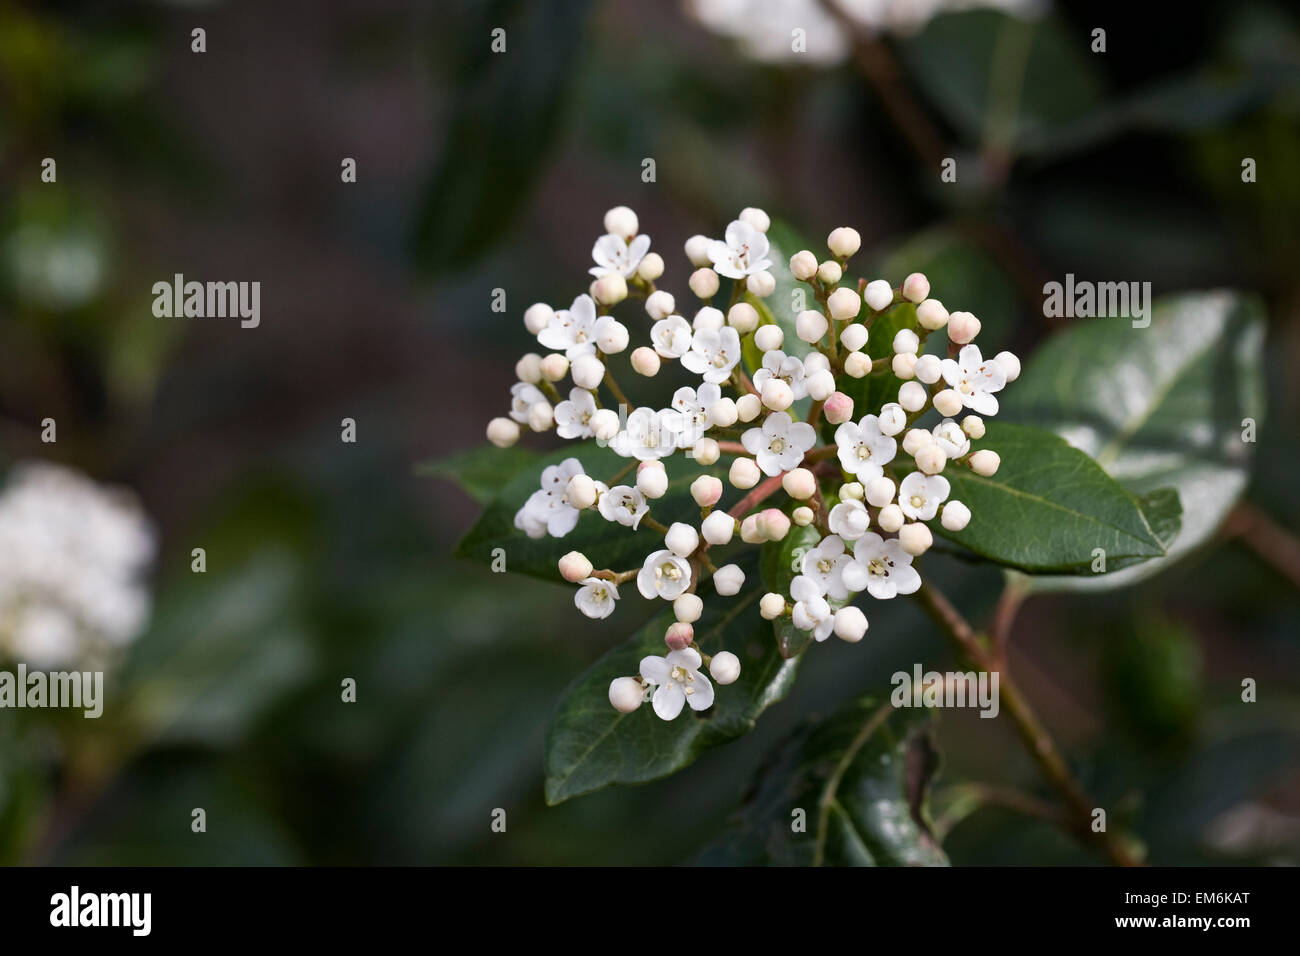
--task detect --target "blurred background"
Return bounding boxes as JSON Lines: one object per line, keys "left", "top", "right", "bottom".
{"left": 0, "top": 0, "right": 1297, "bottom": 865}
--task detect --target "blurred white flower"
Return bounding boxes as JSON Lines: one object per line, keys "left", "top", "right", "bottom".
{"left": 0, "top": 462, "right": 156, "bottom": 668}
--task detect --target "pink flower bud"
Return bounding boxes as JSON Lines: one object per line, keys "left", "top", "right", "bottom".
{"left": 665, "top": 621, "right": 694, "bottom": 651}
{"left": 823, "top": 391, "right": 855, "bottom": 425}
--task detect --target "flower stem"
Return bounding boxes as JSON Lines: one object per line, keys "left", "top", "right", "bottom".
{"left": 603, "top": 369, "right": 631, "bottom": 410}
{"left": 727, "top": 473, "right": 784, "bottom": 519}
{"left": 911, "top": 579, "right": 1142, "bottom": 867}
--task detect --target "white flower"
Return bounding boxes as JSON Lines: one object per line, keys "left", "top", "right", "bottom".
{"left": 513, "top": 457, "right": 585, "bottom": 539}
{"left": 751, "top": 350, "right": 808, "bottom": 400}
{"left": 741, "top": 411, "right": 817, "bottom": 476}
{"left": 553, "top": 388, "right": 598, "bottom": 439}
{"left": 651, "top": 314, "right": 693, "bottom": 358}
{"left": 680, "top": 326, "right": 743, "bottom": 384}
{"left": 707, "top": 219, "right": 773, "bottom": 279}
{"left": 637, "top": 549, "right": 693, "bottom": 601}
{"left": 509, "top": 382, "right": 547, "bottom": 424}
{"left": 590, "top": 233, "right": 651, "bottom": 278}
{"left": 800, "top": 534, "right": 854, "bottom": 600}
{"left": 608, "top": 407, "right": 680, "bottom": 460}
{"left": 537, "top": 293, "right": 599, "bottom": 357}
{"left": 670, "top": 383, "right": 723, "bottom": 448}
{"left": 639, "top": 647, "right": 714, "bottom": 720}
{"left": 842, "top": 532, "right": 921, "bottom": 600}
{"left": 897, "top": 471, "right": 951, "bottom": 521}
{"left": 940, "top": 344, "right": 1007, "bottom": 416}
{"left": 0, "top": 462, "right": 155, "bottom": 668}
{"left": 597, "top": 484, "right": 648, "bottom": 528}
{"left": 575, "top": 577, "right": 620, "bottom": 619}
{"left": 835, "top": 414, "right": 898, "bottom": 481}
{"left": 828, "top": 498, "right": 871, "bottom": 541}
{"left": 932, "top": 418, "right": 970, "bottom": 459}
{"left": 790, "top": 575, "right": 835, "bottom": 642}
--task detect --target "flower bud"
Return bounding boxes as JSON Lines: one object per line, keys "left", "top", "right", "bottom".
{"left": 516, "top": 353, "right": 543, "bottom": 384}
{"left": 597, "top": 318, "right": 629, "bottom": 353}
{"left": 691, "top": 474, "right": 723, "bottom": 507}
{"left": 558, "top": 551, "right": 593, "bottom": 583}
{"left": 792, "top": 505, "right": 814, "bottom": 526}
{"left": 913, "top": 353, "right": 942, "bottom": 384}
{"left": 631, "top": 346, "right": 661, "bottom": 377}
{"left": 739, "top": 206, "right": 770, "bottom": 232}
{"left": 593, "top": 272, "right": 628, "bottom": 306}
{"left": 947, "top": 310, "right": 981, "bottom": 344}
{"left": 689, "top": 267, "right": 720, "bottom": 299}
{"left": 645, "top": 289, "right": 676, "bottom": 320}
{"left": 524, "top": 302, "right": 554, "bottom": 335}
{"left": 713, "top": 563, "right": 746, "bottom": 596}
{"left": 730, "top": 457, "right": 761, "bottom": 489}
{"left": 864, "top": 279, "right": 894, "bottom": 312}
{"left": 684, "top": 234, "right": 711, "bottom": 267}
{"left": 796, "top": 309, "right": 828, "bottom": 344}
{"left": 736, "top": 393, "right": 762, "bottom": 422}
{"left": 591, "top": 408, "right": 620, "bottom": 441}
{"left": 754, "top": 324, "right": 784, "bottom": 352}
{"left": 845, "top": 351, "right": 872, "bottom": 378}
{"left": 760, "top": 592, "right": 787, "bottom": 620}
{"left": 933, "top": 388, "right": 963, "bottom": 417}
{"left": 691, "top": 438, "right": 720, "bottom": 466}
{"left": 565, "top": 474, "right": 598, "bottom": 509}
{"left": 898, "top": 381, "right": 928, "bottom": 412}
{"left": 941, "top": 499, "right": 971, "bottom": 531}
{"left": 665, "top": 521, "right": 699, "bottom": 557}
{"left": 709, "top": 650, "right": 742, "bottom": 684}
{"left": 740, "top": 514, "right": 764, "bottom": 543}
{"left": 840, "top": 323, "right": 868, "bottom": 352}
{"left": 817, "top": 260, "right": 842, "bottom": 285}
{"left": 701, "top": 510, "right": 735, "bottom": 546}
{"left": 747, "top": 270, "right": 775, "bottom": 297}
{"left": 962, "top": 415, "right": 986, "bottom": 439}
{"left": 541, "top": 353, "right": 569, "bottom": 381}
{"left": 804, "top": 351, "right": 831, "bottom": 374}
{"left": 637, "top": 251, "right": 664, "bottom": 281}
{"left": 834, "top": 606, "right": 868, "bottom": 643}
{"left": 604, "top": 205, "right": 638, "bottom": 240}
{"left": 994, "top": 350, "right": 1021, "bottom": 382}
{"left": 827, "top": 226, "right": 861, "bottom": 258}
{"left": 806, "top": 368, "right": 835, "bottom": 401}
{"left": 877, "top": 503, "right": 905, "bottom": 532}
{"left": 893, "top": 328, "right": 920, "bottom": 354}
{"left": 693, "top": 306, "right": 724, "bottom": 331}
{"left": 790, "top": 249, "right": 818, "bottom": 280}
{"left": 840, "top": 481, "right": 864, "bottom": 501}
{"left": 782, "top": 467, "right": 817, "bottom": 500}
{"left": 827, "top": 287, "right": 861, "bottom": 321}
{"left": 823, "top": 391, "right": 855, "bottom": 424}
{"left": 528, "top": 402, "right": 554, "bottom": 432}
{"left": 487, "top": 416, "right": 521, "bottom": 448}
{"left": 665, "top": 621, "right": 694, "bottom": 651}
{"left": 902, "top": 272, "right": 930, "bottom": 303}
{"left": 608, "top": 677, "right": 644, "bottom": 713}
{"left": 865, "top": 476, "right": 896, "bottom": 508}
{"left": 878, "top": 403, "right": 906, "bottom": 436}
{"left": 902, "top": 428, "right": 933, "bottom": 456}
{"left": 709, "top": 397, "right": 738, "bottom": 427}
{"left": 757, "top": 507, "right": 791, "bottom": 541}
{"left": 674, "top": 593, "right": 703, "bottom": 624}
{"left": 916, "top": 298, "right": 949, "bottom": 330}
{"left": 571, "top": 353, "right": 605, "bottom": 390}
{"left": 898, "top": 522, "right": 933, "bottom": 556}
{"left": 915, "top": 444, "right": 947, "bottom": 475}
{"left": 728, "top": 302, "right": 760, "bottom": 334}
{"left": 891, "top": 353, "right": 916, "bottom": 379}
{"left": 637, "top": 461, "right": 669, "bottom": 499}
{"left": 969, "top": 449, "right": 1000, "bottom": 476}
{"left": 762, "top": 378, "right": 794, "bottom": 411}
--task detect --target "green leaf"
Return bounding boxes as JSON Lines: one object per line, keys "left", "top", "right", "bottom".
{"left": 698, "top": 697, "right": 948, "bottom": 866}
{"left": 456, "top": 441, "right": 722, "bottom": 581}
{"left": 543, "top": 566, "right": 800, "bottom": 804}
{"left": 936, "top": 421, "right": 1172, "bottom": 574}
{"left": 759, "top": 520, "right": 840, "bottom": 659}
{"left": 1002, "top": 291, "right": 1266, "bottom": 590}
{"left": 416, "top": 444, "right": 537, "bottom": 505}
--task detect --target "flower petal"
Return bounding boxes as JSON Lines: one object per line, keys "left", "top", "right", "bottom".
{"left": 652, "top": 681, "right": 685, "bottom": 720}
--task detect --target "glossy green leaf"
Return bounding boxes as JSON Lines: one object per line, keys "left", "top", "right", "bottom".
{"left": 417, "top": 444, "right": 537, "bottom": 505}
{"left": 1002, "top": 290, "right": 1265, "bottom": 590}
{"left": 698, "top": 697, "right": 947, "bottom": 866}
{"left": 937, "top": 421, "right": 1173, "bottom": 574}
{"left": 543, "top": 566, "right": 800, "bottom": 804}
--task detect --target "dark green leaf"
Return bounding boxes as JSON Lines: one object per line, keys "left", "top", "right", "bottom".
{"left": 937, "top": 421, "right": 1170, "bottom": 574}
{"left": 698, "top": 697, "right": 947, "bottom": 866}
{"left": 416, "top": 444, "right": 537, "bottom": 504}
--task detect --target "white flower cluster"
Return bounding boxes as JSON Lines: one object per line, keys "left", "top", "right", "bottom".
{"left": 0, "top": 462, "right": 156, "bottom": 668}
{"left": 486, "top": 206, "right": 1019, "bottom": 721}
